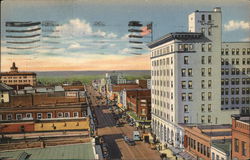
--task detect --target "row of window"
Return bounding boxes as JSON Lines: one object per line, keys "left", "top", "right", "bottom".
{"left": 178, "top": 44, "right": 194, "bottom": 52}
{"left": 152, "top": 98, "right": 174, "bottom": 108}
{"left": 151, "top": 46, "right": 174, "bottom": 57}
{"left": 221, "top": 88, "right": 250, "bottom": 95}
{"left": 2, "top": 80, "right": 31, "bottom": 83}
{"left": 1, "top": 76, "right": 29, "bottom": 79}
{"left": 201, "top": 43, "right": 212, "bottom": 52}
{"left": 153, "top": 108, "right": 174, "bottom": 123}
{"left": 221, "top": 68, "right": 250, "bottom": 75}
{"left": 221, "top": 58, "right": 250, "bottom": 65}
{"left": 221, "top": 48, "right": 250, "bottom": 55}
{"left": 201, "top": 27, "right": 212, "bottom": 36}
{"left": 151, "top": 57, "right": 174, "bottom": 66}
{"left": 221, "top": 97, "right": 250, "bottom": 105}
{"left": 183, "top": 104, "right": 212, "bottom": 113}
{"left": 201, "top": 14, "right": 212, "bottom": 21}
{"left": 221, "top": 78, "right": 250, "bottom": 85}
{"left": 181, "top": 68, "right": 193, "bottom": 77}
{"left": 181, "top": 93, "right": 193, "bottom": 101}
{"left": 152, "top": 80, "right": 173, "bottom": 88}
{"left": 234, "top": 138, "right": 247, "bottom": 156}
{"left": 151, "top": 69, "right": 174, "bottom": 77}
{"left": 0, "top": 112, "right": 84, "bottom": 121}
{"left": 187, "top": 136, "right": 210, "bottom": 158}
{"left": 152, "top": 90, "right": 173, "bottom": 99}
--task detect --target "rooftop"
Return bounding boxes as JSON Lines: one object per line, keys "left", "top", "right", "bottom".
{"left": 147, "top": 32, "right": 211, "bottom": 48}
{"left": 212, "top": 139, "right": 231, "bottom": 154}
{"left": 0, "top": 83, "right": 13, "bottom": 91}
{"left": 0, "top": 143, "right": 95, "bottom": 159}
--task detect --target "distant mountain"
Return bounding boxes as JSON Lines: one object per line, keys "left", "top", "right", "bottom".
{"left": 36, "top": 70, "right": 150, "bottom": 77}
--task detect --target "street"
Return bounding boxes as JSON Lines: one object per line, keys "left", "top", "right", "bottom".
{"left": 86, "top": 86, "right": 161, "bottom": 160}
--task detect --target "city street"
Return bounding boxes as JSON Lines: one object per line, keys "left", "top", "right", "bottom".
{"left": 86, "top": 86, "right": 161, "bottom": 160}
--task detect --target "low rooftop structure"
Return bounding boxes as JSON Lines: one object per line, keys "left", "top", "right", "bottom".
{"left": 0, "top": 143, "right": 95, "bottom": 159}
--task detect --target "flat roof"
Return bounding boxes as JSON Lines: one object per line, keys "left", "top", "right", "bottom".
{"left": 0, "top": 143, "right": 95, "bottom": 159}
{"left": 198, "top": 124, "right": 231, "bottom": 130}
{"left": 203, "top": 131, "right": 231, "bottom": 137}
{"left": 0, "top": 83, "right": 13, "bottom": 91}
{"left": 147, "top": 32, "right": 211, "bottom": 48}
{"left": 212, "top": 139, "right": 231, "bottom": 154}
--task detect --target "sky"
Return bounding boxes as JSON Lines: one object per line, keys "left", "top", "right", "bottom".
{"left": 1, "top": 0, "right": 250, "bottom": 71}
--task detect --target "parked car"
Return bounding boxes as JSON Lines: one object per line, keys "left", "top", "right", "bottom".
{"left": 102, "top": 143, "right": 110, "bottom": 159}
{"left": 116, "top": 121, "right": 122, "bottom": 127}
{"left": 123, "top": 135, "right": 136, "bottom": 146}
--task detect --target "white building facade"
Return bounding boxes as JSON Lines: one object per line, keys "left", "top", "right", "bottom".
{"left": 148, "top": 7, "right": 249, "bottom": 148}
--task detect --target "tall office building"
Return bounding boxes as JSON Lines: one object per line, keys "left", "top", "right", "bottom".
{"left": 148, "top": 7, "right": 249, "bottom": 148}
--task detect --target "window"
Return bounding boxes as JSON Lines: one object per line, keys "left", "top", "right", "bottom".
{"left": 201, "top": 14, "right": 205, "bottom": 21}
{"left": 16, "top": 114, "right": 22, "bottom": 120}
{"left": 208, "top": 68, "right": 212, "bottom": 76}
{"left": 208, "top": 104, "right": 212, "bottom": 112}
{"left": 208, "top": 115, "right": 211, "bottom": 123}
{"left": 188, "top": 68, "right": 192, "bottom": 76}
{"left": 242, "top": 141, "right": 246, "bottom": 156}
{"left": 201, "top": 104, "right": 205, "bottom": 112}
{"left": 181, "top": 69, "right": 186, "bottom": 77}
{"left": 236, "top": 48, "right": 239, "bottom": 55}
{"left": 202, "top": 92, "right": 205, "bottom": 101}
{"left": 212, "top": 153, "right": 215, "bottom": 160}
{"left": 188, "top": 93, "right": 192, "bottom": 101}
{"left": 208, "top": 80, "right": 212, "bottom": 88}
{"left": 208, "top": 27, "right": 212, "bottom": 35}
{"left": 184, "top": 116, "right": 189, "bottom": 123}
{"left": 181, "top": 81, "right": 186, "bottom": 89}
{"left": 225, "top": 49, "right": 229, "bottom": 55}
{"left": 221, "top": 49, "right": 224, "bottom": 55}
{"left": 184, "top": 105, "right": 188, "bottom": 112}
{"left": 242, "top": 48, "right": 246, "bottom": 54}
{"left": 208, "top": 92, "right": 212, "bottom": 100}
{"left": 201, "top": 27, "right": 205, "bottom": 34}
{"left": 73, "top": 112, "right": 79, "bottom": 117}
{"left": 201, "top": 116, "right": 205, "bottom": 123}
{"left": 208, "top": 56, "right": 212, "bottom": 64}
{"left": 201, "top": 80, "right": 205, "bottom": 88}
{"left": 57, "top": 112, "right": 63, "bottom": 118}
{"left": 26, "top": 113, "right": 32, "bottom": 119}
{"left": 64, "top": 112, "right": 70, "bottom": 118}
{"left": 232, "top": 48, "right": 235, "bottom": 55}
{"left": 188, "top": 81, "right": 192, "bottom": 89}
{"left": 202, "top": 44, "right": 205, "bottom": 52}
{"left": 47, "top": 113, "right": 52, "bottom": 119}
{"left": 7, "top": 114, "right": 13, "bottom": 120}
{"left": 182, "top": 93, "right": 186, "bottom": 101}
{"left": 208, "top": 14, "right": 212, "bottom": 21}
{"left": 235, "top": 138, "right": 239, "bottom": 152}
{"left": 201, "top": 68, "right": 205, "bottom": 76}
{"left": 208, "top": 44, "right": 212, "bottom": 52}
{"left": 201, "top": 56, "right": 205, "bottom": 64}
{"left": 184, "top": 56, "right": 189, "bottom": 64}
{"left": 37, "top": 113, "right": 42, "bottom": 119}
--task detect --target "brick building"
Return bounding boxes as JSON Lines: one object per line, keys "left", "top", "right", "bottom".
{"left": 0, "top": 117, "right": 89, "bottom": 134}
{"left": 0, "top": 62, "right": 37, "bottom": 90}
{"left": 0, "top": 91, "right": 87, "bottom": 121}
{"left": 126, "top": 89, "right": 151, "bottom": 120}
{"left": 183, "top": 124, "right": 232, "bottom": 160}
{"left": 231, "top": 113, "right": 250, "bottom": 160}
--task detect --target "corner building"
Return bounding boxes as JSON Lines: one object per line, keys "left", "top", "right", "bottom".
{"left": 148, "top": 7, "right": 248, "bottom": 148}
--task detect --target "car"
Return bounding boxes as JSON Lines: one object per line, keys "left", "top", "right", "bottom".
{"left": 123, "top": 135, "right": 136, "bottom": 146}
{"left": 116, "top": 122, "right": 122, "bottom": 127}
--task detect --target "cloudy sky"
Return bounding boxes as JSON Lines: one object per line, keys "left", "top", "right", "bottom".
{"left": 1, "top": 0, "right": 250, "bottom": 71}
